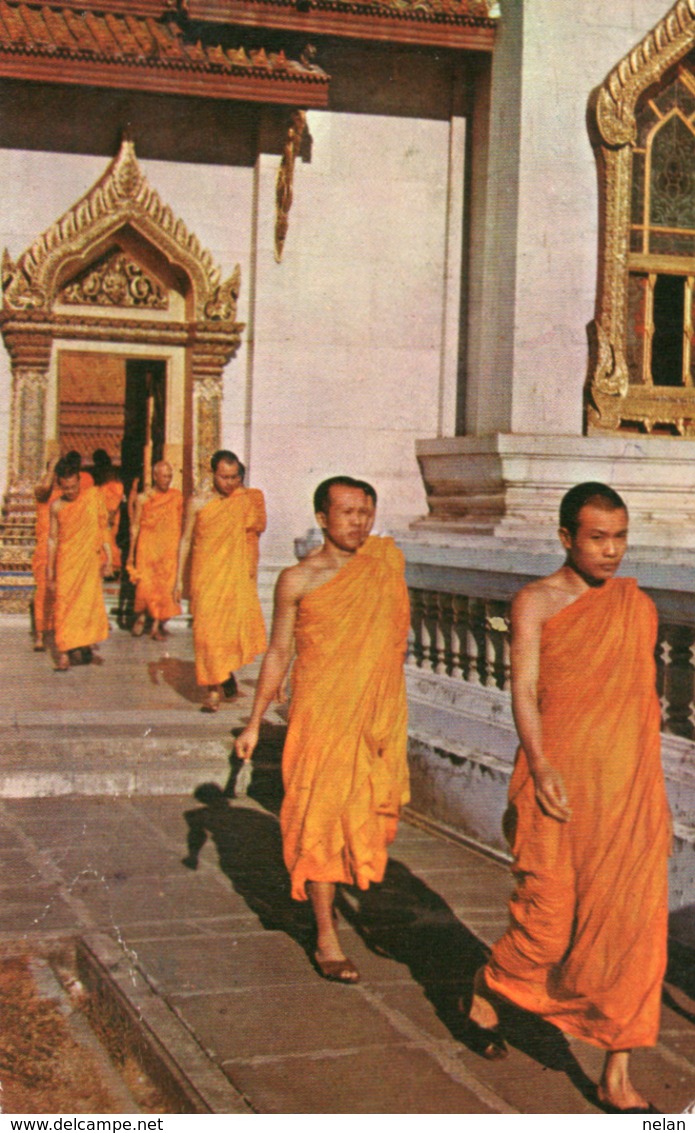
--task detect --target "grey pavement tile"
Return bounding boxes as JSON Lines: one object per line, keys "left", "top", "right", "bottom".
{"left": 222, "top": 1045, "right": 498, "bottom": 1114}
{"left": 120, "top": 920, "right": 231, "bottom": 942}
{"left": 136, "top": 931, "right": 315, "bottom": 996}
{"left": 0, "top": 851, "right": 46, "bottom": 884}
{"left": 67, "top": 870, "right": 236, "bottom": 925}
{"left": 0, "top": 898, "right": 83, "bottom": 932}
{"left": 47, "top": 843, "right": 190, "bottom": 879}
{"left": 174, "top": 983, "right": 423, "bottom": 1063}
{"left": 629, "top": 1046, "right": 695, "bottom": 1114}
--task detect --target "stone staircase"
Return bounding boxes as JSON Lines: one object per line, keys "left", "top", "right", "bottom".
{"left": 0, "top": 482, "right": 35, "bottom": 612}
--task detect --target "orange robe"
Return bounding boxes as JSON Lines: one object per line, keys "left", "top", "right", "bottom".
{"left": 133, "top": 488, "right": 183, "bottom": 622}
{"left": 358, "top": 534, "right": 406, "bottom": 575}
{"left": 33, "top": 472, "right": 92, "bottom": 634}
{"left": 238, "top": 487, "right": 266, "bottom": 580}
{"left": 54, "top": 486, "right": 110, "bottom": 653}
{"left": 189, "top": 492, "right": 267, "bottom": 686}
{"left": 98, "top": 480, "right": 124, "bottom": 571}
{"left": 485, "top": 578, "right": 671, "bottom": 1051}
{"left": 280, "top": 553, "right": 411, "bottom": 901}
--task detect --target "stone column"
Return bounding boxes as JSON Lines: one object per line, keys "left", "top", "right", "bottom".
{"left": 192, "top": 374, "right": 223, "bottom": 492}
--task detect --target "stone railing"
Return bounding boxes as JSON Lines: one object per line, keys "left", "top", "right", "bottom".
{"left": 407, "top": 581, "right": 695, "bottom": 742}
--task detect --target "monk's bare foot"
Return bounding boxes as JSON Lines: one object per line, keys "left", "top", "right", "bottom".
{"left": 597, "top": 1051, "right": 653, "bottom": 1112}
{"left": 131, "top": 615, "right": 146, "bottom": 637}
{"left": 34, "top": 635, "right": 45, "bottom": 652}
{"left": 469, "top": 966, "right": 500, "bottom": 1030}
{"left": 202, "top": 688, "right": 220, "bottom": 713}
{"left": 56, "top": 653, "right": 70, "bottom": 672}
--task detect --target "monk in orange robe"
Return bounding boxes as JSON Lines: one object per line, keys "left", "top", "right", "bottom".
{"left": 468, "top": 482, "right": 670, "bottom": 1114}
{"left": 127, "top": 460, "right": 183, "bottom": 641}
{"left": 32, "top": 451, "right": 93, "bottom": 650}
{"left": 236, "top": 464, "right": 267, "bottom": 581}
{"left": 175, "top": 450, "right": 266, "bottom": 712}
{"left": 47, "top": 458, "right": 111, "bottom": 671}
{"left": 237, "top": 476, "right": 410, "bottom": 985}
{"left": 92, "top": 449, "right": 124, "bottom": 575}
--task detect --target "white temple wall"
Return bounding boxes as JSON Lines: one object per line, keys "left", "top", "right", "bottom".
{"left": 242, "top": 110, "right": 452, "bottom": 562}
{"left": 466, "top": 0, "right": 677, "bottom": 439}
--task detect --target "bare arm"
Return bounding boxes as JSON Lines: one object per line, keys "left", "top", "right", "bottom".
{"left": 510, "top": 588, "right": 571, "bottom": 822}
{"left": 235, "top": 568, "right": 302, "bottom": 760}
{"left": 98, "top": 495, "right": 113, "bottom": 577}
{"left": 174, "top": 497, "right": 199, "bottom": 602}
{"left": 45, "top": 501, "right": 60, "bottom": 589}
{"left": 34, "top": 452, "right": 59, "bottom": 504}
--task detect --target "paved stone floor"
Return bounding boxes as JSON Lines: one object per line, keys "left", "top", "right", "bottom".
{"left": 0, "top": 615, "right": 693, "bottom": 1113}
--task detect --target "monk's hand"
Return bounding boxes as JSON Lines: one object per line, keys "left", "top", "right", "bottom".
{"left": 532, "top": 762, "right": 571, "bottom": 822}
{"left": 235, "top": 725, "right": 259, "bottom": 762}
{"left": 46, "top": 577, "right": 56, "bottom": 592}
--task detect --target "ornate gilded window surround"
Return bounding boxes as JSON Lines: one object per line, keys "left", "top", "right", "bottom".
{"left": 0, "top": 135, "right": 245, "bottom": 501}
{"left": 586, "top": 0, "right": 695, "bottom": 436}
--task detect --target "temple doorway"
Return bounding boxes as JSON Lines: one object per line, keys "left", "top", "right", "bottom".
{"left": 57, "top": 350, "right": 167, "bottom": 495}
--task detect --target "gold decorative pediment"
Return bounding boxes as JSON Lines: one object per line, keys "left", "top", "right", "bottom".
{"left": 59, "top": 249, "right": 169, "bottom": 311}
{"left": 1, "top": 136, "right": 241, "bottom": 325}
{"left": 587, "top": 1, "right": 695, "bottom": 435}
{"left": 596, "top": 1, "right": 695, "bottom": 148}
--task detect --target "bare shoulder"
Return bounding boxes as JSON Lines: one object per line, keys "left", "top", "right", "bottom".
{"left": 274, "top": 561, "right": 310, "bottom": 603}
{"left": 49, "top": 495, "right": 65, "bottom": 516}
{"left": 511, "top": 574, "right": 573, "bottom": 630}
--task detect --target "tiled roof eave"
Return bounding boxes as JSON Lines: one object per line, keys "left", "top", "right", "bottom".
{"left": 189, "top": 0, "right": 496, "bottom": 49}
{"left": 0, "top": 43, "right": 331, "bottom": 105}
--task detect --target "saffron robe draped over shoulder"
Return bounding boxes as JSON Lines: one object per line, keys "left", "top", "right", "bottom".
{"left": 32, "top": 489, "right": 59, "bottom": 634}
{"left": 485, "top": 577, "right": 670, "bottom": 1051}
{"left": 237, "top": 487, "right": 266, "bottom": 581}
{"left": 189, "top": 492, "right": 267, "bottom": 686}
{"left": 54, "top": 486, "right": 110, "bottom": 653}
{"left": 133, "top": 488, "right": 183, "bottom": 622}
{"left": 280, "top": 553, "right": 411, "bottom": 901}
{"left": 33, "top": 472, "right": 92, "bottom": 633}
{"left": 98, "top": 480, "right": 124, "bottom": 571}
{"left": 358, "top": 534, "right": 406, "bottom": 575}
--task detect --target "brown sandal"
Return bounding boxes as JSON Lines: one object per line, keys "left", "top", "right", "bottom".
{"left": 314, "top": 954, "right": 360, "bottom": 984}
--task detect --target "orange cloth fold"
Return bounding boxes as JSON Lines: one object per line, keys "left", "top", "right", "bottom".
{"left": 33, "top": 472, "right": 92, "bottom": 633}
{"left": 32, "top": 493, "right": 58, "bottom": 634}
{"left": 98, "top": 480, "right": 124, "bottom": 571}
{"left": 358, "top": 534, "right": 405, "bottom": 574}
{"left": 280, "top": 553, "right": 410, "bottom": 901}
{"left": 485, "top": 578, "right": 671, "bottom": 1051}
{"left": 54, "top": 486, "right": 109, "bottom": 653}
{"left": 190, "top": 492, "right": 267, "bottom": 686}
{"left": 133, "top": 488, "right": 183, "bottom": 622}
{"left": 239, "top": 486, "right": 266, "bottom": 580}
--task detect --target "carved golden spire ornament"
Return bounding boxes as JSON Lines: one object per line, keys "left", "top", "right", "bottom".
{"left": 274, "top": 109, "right": 307, "bottom": 263}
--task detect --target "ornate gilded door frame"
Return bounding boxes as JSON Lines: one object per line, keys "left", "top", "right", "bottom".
{"left": 0, "top": 136, "right": 244, "bottom": 497}
{"left": 586, "top": 0, "right": 695, "bottom": 434}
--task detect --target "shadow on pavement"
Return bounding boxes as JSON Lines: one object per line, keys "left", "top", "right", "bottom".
{"left": 147, "top": 657, "right": 202, "bottom": 703}
{"left": 182, "top": 731, "right": 596, "bottom": 1107}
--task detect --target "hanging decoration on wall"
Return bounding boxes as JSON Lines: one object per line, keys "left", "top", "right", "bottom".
{"left": 274, "top": 108, "right": 307, "bottom": 263}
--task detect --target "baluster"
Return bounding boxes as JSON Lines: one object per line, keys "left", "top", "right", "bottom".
{"left": 450, "top": 594, "right": 465, "bottom": 679}
{"left": 502, "top": 628, "right": 511, "bottom": 691}
{"left": 656, "top": 627, "right": 671, "bottom": 727}
{"left": 483, "top": 601, "right": 497, "bottom": 687}
{"left": 434, "top": 592, "right": 449, "bottom": 675}
{"left": 408, "top": 588, "right": 425, "bottom": 669}
{"left": 485, "top": 600, "right": 511, "bottom": 690}
{"left": 465, "top": 597, "right": 484, "bottom": 685}
{"left": 664, "top": 623, "right": 695, "bottom": 739}
{"left": 422, "top": 589, "right": 439, "bottom": 674}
